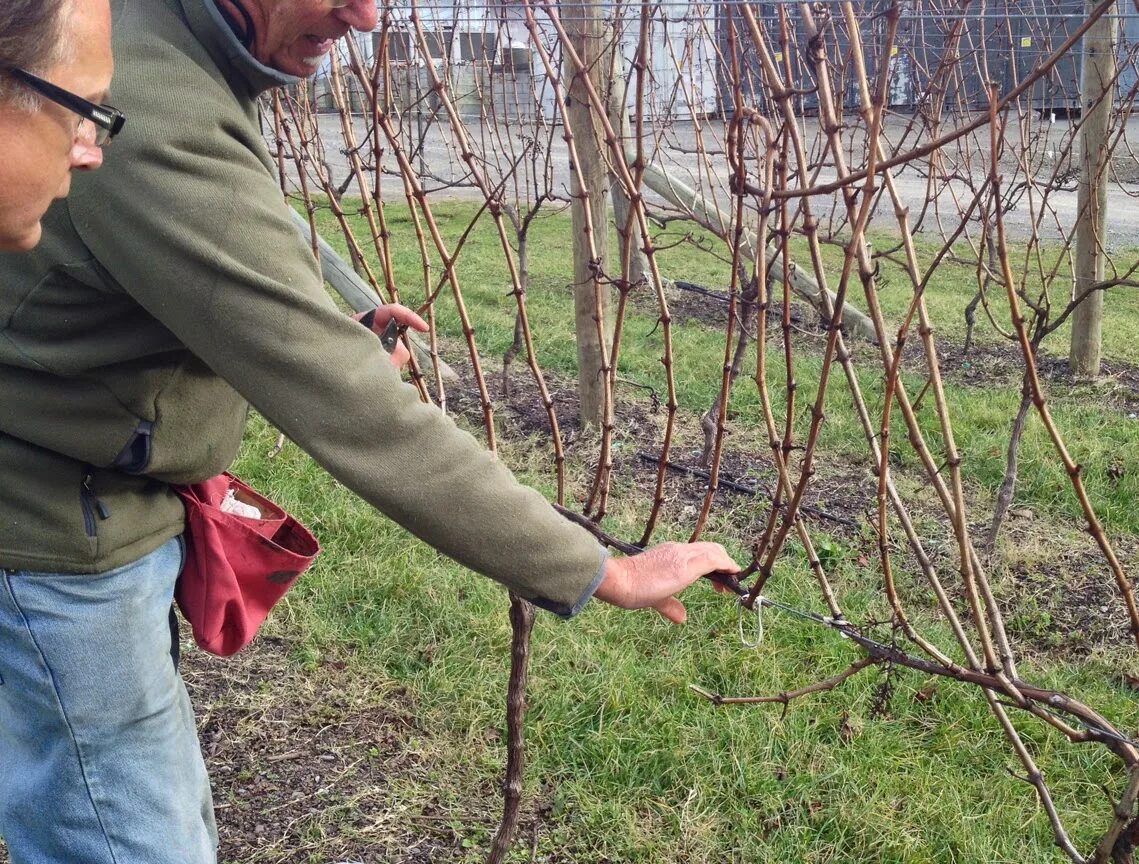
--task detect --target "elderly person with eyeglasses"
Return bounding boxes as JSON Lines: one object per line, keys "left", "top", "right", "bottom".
{"left": 0, "top": 2, "right": 738, "bottom": 862}
{"left": 0, "top": 0, "right": 122, "bottom": 252}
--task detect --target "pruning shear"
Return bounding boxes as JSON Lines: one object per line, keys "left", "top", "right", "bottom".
{"left": 358, "top": 308, "right": 408, "bottom": 355}
{"left": 705, "top": 569, "right": 748, "bottom": 597}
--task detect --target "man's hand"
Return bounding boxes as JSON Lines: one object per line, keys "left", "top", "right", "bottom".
{"left": 593, "top": 542, "right": 740, "bottom": 624}
{"left": 354, "top": 304, "right": 429, "bottom": 369}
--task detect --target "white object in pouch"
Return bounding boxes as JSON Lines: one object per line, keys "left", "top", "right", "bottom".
{"left": 221, "top": 488, "right": 262, "bottom": 520}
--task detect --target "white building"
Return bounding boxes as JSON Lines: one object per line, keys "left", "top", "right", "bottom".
{"left": 314, "top": 1, "right": 721, "bottom": 120}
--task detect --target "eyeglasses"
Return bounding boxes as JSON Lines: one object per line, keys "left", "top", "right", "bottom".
{"left": 8, "top": 67, "right": 125, "bottom": 146}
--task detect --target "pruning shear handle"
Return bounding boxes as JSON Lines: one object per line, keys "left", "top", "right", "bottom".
{"left": 704, "top": 569, "right": 748, "bottom": 596}
{"left": 359, "top": 309, "right": 407, "bottom": 355}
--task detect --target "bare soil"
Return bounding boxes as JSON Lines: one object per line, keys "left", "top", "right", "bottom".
{"left": 185, "top": 635, "right": 524, "bottom": 864}
{"left": 185, "top": 639, "right": 447, "bottom": 864}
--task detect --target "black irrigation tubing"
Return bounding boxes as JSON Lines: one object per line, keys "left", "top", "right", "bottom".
{"left": 634, "top": 451, "right": 862, "bottom": 530}
{"left": 672, "top": 279, "right": 760, "bottom": 309}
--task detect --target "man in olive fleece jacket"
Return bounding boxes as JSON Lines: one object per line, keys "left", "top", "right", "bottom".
{"left": 0, "top": 0, "right": 738, "bottom": 860}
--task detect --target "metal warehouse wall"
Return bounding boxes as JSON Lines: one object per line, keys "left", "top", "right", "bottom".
{"left": 716, "top": 0, "right": 1134, "bottom": 117}
{"left": 1120, "top": 5, "right": 1139, "bottom": 101}
{"left": 311, "top": 2, "right": 723, "bottom": 121}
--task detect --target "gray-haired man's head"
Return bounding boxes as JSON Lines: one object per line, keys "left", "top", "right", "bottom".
{"left": 0, "top": 0, "right": 112, "bottom": 251}
{"left": 0, "top": 0, "right": 75, "bottom": 110}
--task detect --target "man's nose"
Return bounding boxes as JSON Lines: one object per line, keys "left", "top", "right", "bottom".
{"left": 70, "top": 138, "right": 104, "bottom": 171}
{"left": 337, "top": 0, "right": 378, "bottom": 33}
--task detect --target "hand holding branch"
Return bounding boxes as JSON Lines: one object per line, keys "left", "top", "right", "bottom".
{"left": 594, "top": 541, "right": 740, "bottom": 624}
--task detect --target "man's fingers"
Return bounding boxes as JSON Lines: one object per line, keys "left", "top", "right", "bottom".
{"left": 653, "top": 597, "right": 687, "bottom": 624}
{"left": 687, "top": 542, "right": 741, "bottom": 574}
{"left": 356, "top": 304, "right": 431, "bottom": 334}
{"left": 375, "top": 304, "right": 429, "bottom": 332}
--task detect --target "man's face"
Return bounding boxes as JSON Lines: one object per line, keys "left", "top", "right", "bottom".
{"left": 252, "top": 0, "right": 378, "bottom": 77}
{"left": 0, "top": 0, "right": 113, "bottom": 252}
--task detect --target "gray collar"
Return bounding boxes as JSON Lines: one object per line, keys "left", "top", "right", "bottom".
{"left": 181, "top": 0, "right": 300, "bottom": 96}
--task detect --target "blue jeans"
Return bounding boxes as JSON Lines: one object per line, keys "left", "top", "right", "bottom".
{"left": 0, "top": 538, "right": 216, "bottom": 864}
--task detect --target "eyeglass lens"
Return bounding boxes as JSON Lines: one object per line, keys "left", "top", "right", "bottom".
{"left": 76, "top": 117, "right": 112, "bottom": 147}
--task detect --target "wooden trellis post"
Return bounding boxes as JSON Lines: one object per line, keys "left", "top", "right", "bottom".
{"left": 1069, "top": 0, "right": 1117, "bottom": 377}
{"left": 564, "top": 0, "right": 614, "bottom": 429}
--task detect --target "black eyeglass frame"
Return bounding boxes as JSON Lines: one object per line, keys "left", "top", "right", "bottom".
{"left": 7, "top": 67, "right": 125, "bottom": 145}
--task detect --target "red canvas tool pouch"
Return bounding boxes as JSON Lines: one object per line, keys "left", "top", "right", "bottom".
{"left": 173, "top": 473, "right": 319, "bottom": 657}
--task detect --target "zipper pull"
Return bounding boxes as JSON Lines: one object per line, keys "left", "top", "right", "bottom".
{"left": 83, "top": 473, "right": 111, "bottom": 520}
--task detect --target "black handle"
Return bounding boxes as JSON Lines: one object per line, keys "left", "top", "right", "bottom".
{"left": 359, "top": 310, "right": 402, "bottom": 355}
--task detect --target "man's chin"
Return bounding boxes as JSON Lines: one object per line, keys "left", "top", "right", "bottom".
{"left": 271, "top": 52, "right": 326, "bottom": 78}
{"left": 0, "top": 221, "right": 43, "bottom": 253}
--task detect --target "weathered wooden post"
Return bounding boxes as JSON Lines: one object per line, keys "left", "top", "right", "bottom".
{"left": 1069, "top": 0, "right": 1117, "bottom": 377}
{"left": 564, "top": 0, "right": 614, "bottom": 428}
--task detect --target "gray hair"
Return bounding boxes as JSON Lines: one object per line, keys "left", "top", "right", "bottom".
{"left": 0, "top": 0, "right": 73, "bottom": 110}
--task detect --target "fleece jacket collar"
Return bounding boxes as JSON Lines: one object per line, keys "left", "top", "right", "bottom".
{"left": 180, "top": 0, "right": 300, "bottom": 96}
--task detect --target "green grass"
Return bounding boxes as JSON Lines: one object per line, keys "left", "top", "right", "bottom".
{"left": 232, "top": 199, "right": 1139, "bottom": 862}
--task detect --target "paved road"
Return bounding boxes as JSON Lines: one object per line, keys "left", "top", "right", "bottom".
{"left": 281, "top": 110, "right": 1139, "bottom": 250}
